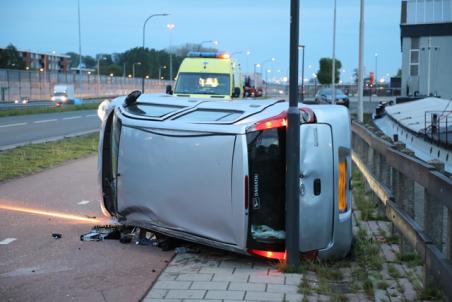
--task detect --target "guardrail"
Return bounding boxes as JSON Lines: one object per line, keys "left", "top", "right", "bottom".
{"left": 351, "top": 121, "right": 452, "bottom": 300}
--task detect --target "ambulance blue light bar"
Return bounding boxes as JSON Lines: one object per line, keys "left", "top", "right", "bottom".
{"left": 187, "top": 52, "right": 230, "bottom": 59}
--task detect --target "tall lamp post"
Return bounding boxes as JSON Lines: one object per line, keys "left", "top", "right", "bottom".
{"left": 133, "top": 62, "right": 141, "bottom": 78}
{"left": 261, "top": 58, "right": 276, "bottom": 96}
{"left": 357, "top": 0, "right": 365, "bottom": 122}
{"left": 332, "top": 0, "right": 337, "bottom": 104}
{"left": 286, "top": 0, "right": 301, "bottom": 268}
{"left": 298, "top": 45, "right": 306, "bottom": 102}
{"left": 167, "top": 23, "right": 175, "bottom": 81}
{"left": 142, "top": 13, "right": 169, "bottom": 93}
{"left": 374, "top": 53, "right": 378, "bottom": 91}
{"left": 96, "top": 56, "right": 107, "bottom": 96}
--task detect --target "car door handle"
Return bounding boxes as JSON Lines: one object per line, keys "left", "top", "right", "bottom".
{"left": 313, "top": 178, "right": 321, "bottom": 196}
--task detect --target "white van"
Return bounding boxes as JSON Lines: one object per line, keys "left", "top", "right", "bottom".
{"left": 51, "top": 84, "right": 75, "bottom": 104}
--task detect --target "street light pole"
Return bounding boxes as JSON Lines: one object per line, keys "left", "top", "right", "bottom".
{"left": 167, "top": 23, "right": 175, "bottom": 81}
{"left": 286, "top": 0, "right": 301, "bottom": 268}
{"left": 142, "top": 13, "right": 169, "bottom": 93}
{"left": 133, "top": 62, "right": 141, "bottom": 78}
{"left": 358, "top": 0, "right": 365, "bottom": 122}
{"left": 299, "top": 45, "right": 305, "bottom": 102}
{"left": 332, "top": 0, "right": 337, "bottom": 104}
{"left": 77, "top": 0, "right": 83, "bottom": 100}
{"left": 261, "top": 58, "right": 275, "bottom": 97}
{"left": 375, "top": 53, "right": 378, "bottom": 90}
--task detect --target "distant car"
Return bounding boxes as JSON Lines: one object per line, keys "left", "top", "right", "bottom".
{"left": 14, "top": 97, "right": 30, "bottom": 104}
{"left": 315, "top": 88, "right": 349, "bottom": 108}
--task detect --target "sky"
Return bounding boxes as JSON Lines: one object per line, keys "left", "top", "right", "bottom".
{"left": 0, "top": 0, "right": 401, "bottom": 83}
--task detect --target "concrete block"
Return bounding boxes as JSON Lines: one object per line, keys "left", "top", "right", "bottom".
{"left": 205, "top": 290, "right": 245, "bottom": 300}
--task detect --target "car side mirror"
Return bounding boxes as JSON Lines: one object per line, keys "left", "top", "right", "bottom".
{"left": 233, "top": 87, "right": 241, "bottom": 98}
{"left": 166, "top": 85, "right": 173, "bottom": 95}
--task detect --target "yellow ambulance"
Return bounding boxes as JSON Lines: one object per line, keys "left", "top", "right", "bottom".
{"left": 169, "top": 52, "right": 243, "bottom": 100}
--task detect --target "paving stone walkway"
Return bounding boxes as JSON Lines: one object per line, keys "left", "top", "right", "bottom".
{"left": 143, "top": 212, "right": 437, "bottom": 302}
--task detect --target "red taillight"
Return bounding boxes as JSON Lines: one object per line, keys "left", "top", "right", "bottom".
{"left": 244, "top": 175, "right": 249, "bottom": 210}
{"left": 254, "top": 111, "right": 287, "bottom": 131}
{"left": 300, "top": 107, "right": 316, "bottom": 123}
{"left": 249, "top": 249, "right": 287, "bottom": 261}
{"left": 250, "top": 108, "right": 316, "bottom": 133}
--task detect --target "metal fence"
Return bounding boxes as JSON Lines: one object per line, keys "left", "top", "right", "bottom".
{"left": 0, "top": 69, "right": 172, "bottom": 102}
{"left": 352, "top": 121, "right": 452, "bottom": 300}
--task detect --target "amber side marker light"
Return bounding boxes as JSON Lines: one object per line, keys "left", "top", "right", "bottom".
{"left": 338, "top": 160, "right": 347, "bottom": 213}
{"left": 0, "top": 204, "right": 102, "bottom": 224}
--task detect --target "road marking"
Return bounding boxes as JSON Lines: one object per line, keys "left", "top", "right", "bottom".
{"left": 63, "top": 116, "right": 82, "bottom": 120}
{"left": 0, "top": 238, "right": 17, "bottom": 245}
{"left": 34, "top": 119, "right": 57, "bottom": 124}
{"left": 77, "top": 200, "right": 91, "bottom": 205}
{"left": 0, "top": 122, "right": 27, "bottom": 128}
{"left": 85, "top": 114, "right": 97, "bottom": 118}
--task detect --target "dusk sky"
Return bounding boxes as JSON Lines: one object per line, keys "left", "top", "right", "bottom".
{"left": 0, "top": 0, "right": 401, "bottom": 83}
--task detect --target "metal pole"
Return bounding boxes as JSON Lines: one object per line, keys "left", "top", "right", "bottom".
{"left": 375, "top": 53, "right": 378, "bottom": 90}
{"left": 332, "top": 0, "right": 337, "bottom": 104}
{"left": 299, "top": 45, "right": 305, "bottom": 102}
{"left": 97, "top": 59, "right": 100, "bottom": 96}
{"left": 286, "top": 0, "right": 300, "bottom": 268}
{"left": 77, "top": 0, "right": 83, "bottom": 100}
{"left": 358, "top": 0, "right": 365, "bottom": 122}
{"left": 142, "top": 13, "right": 169, "bottom": 93}
{"left": 427, "top": 36, "right": 432, "bottom": 96}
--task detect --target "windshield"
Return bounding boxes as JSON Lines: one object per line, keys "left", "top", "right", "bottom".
{"left": 175, "top": 73, "right": 230, "bottom": 96}
{"left": 321, "top": 88, "right": 345, "bottom": 96}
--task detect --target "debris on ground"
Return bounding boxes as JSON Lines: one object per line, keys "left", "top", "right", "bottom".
{"left": 52, "top": 233, "right": 62, "bottom": 239}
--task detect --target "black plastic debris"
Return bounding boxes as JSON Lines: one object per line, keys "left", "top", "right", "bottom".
{"left": 175, "top": 246, "right": 200, "bottom": 254}
{"left": 52, "top": 233, "right": 62, "bottom": 239}
{"left": 80, "top": 225, "right": 122, "bottom": 241}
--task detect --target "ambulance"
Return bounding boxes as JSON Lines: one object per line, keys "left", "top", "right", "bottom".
{"left": 169, "top": 52, "right": 243, "bottom": 100}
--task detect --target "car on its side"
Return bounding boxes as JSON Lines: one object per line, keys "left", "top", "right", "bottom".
{"left": 315, "top": 88, "right": 349, "bottom": 108}
{"left": 97, "top": 92, "right": 353, "bottom": 261}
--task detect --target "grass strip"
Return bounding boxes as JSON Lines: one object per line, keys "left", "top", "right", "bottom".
{"left": 0, "top": 103, "right": 100, "bottom": 117}
{"left": 0, "top": 133, "right": 99, "bottom": 182}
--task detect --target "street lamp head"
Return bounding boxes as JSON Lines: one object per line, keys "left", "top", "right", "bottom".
{"left": 271, "top": 57, "right": 276, "bottom": 62}
{"left": 137, "top": 62, "right": 142, "bottom": 65}
{"left": 255, "top": 63, "right": 261, "bottom": 68}
{"left": 110, "top": 73, "right": 114, "bottom": 77}
{"left": 246, "top": 50, "right": 251, "bottom": 55}
{"left": 212, "top": 40, "right": 219, "bottom": 46}
{"left": 167, "top": 23, "right": 175, "bottom": 30}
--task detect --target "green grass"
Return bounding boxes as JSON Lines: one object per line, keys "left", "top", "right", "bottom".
{"left": 0, "top": 103, "right": 100, "bottom": 117}
{"left": 0, "top": 133, "right": 99, "bottom": 181}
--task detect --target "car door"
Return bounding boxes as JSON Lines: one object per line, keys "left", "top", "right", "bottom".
{"left": 299, "top": 123, "right": 334, "bottom": 252}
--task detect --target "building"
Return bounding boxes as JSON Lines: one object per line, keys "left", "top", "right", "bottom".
{"left": 400, "top": 0, "right": 452, "bottom": 99}
{"left": 21, "top": 50, "right": 70, "bottom": 72}
{"left": 0, "top": 46, "right": 71, "bottom": 72}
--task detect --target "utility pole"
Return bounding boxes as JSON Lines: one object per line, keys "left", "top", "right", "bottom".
{"left": 332, "top": 0, "right": 337, "bottom": 104}
{"left": 358, "top": 0, "right": 365, "bottom": 122}
{"left": 167, "top": 23, "right": 175, "bottom": 82}
{"left": 77, "top": 0, "right": 83, "bottom": 100}
{"left": 286, "top": 0, "right": 300, "bottom": 269}
{"left": 299, "top": 45, "right": 305, "bottom": 102}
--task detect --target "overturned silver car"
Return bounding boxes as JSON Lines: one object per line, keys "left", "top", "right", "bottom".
{"left": 97, "top": 93, "right": 352, "bottom": 260}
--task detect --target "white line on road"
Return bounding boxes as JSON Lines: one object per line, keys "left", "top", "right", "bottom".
{"left": 85, "top": 114, "right": 97, "bottom": 118}
{"left": 34, "top": 119, "right": 57, "bottom": 124}
{"left": 0, "top": 238, "right": 17, "bottom": 245}
{"left": 63, "top": 116, "right": 82, "bottom": 120}
{"left": 77, "top": 200, "right": 91, "bottom": 205}
{"left": 0, "top": 122, "right": 27, "bottom": 128}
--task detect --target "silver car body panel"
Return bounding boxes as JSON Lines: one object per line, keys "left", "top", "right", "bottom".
{"left": 97, "top": 93, "right": 352, "bottom": 259}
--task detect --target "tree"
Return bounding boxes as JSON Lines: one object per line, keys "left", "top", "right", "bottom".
{"left": 83, "top": 55, "right": 96, "bottom": 68}
{"left": 316, "top": 58, "right": 342, "bottom": 84}
{"left": 66, "top": 52, "right": 80, "bottom": 68}
{"left": 0, "top": 44, "right": 25, "bottom": 69}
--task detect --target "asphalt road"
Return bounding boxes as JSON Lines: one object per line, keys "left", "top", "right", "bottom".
{"left": 0, "top": 99, "right": 105, "bottom": 110}
{"left": 0, "top": 156, "right": 173, "bottom": 302}
{"left": 0, "top": 110, "right": 100, "bottom": 149}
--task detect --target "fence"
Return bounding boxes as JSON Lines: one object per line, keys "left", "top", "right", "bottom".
{"left": 0, "top": 69, "right": 172, "bottom": 102}
{"left": 352, "top": 121, "right": 452, "bottom": 300}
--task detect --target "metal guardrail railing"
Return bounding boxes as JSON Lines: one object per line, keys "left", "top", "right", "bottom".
{"left": 351, "top": 121, "right": 452, "bottom": 300}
